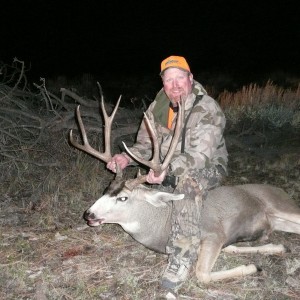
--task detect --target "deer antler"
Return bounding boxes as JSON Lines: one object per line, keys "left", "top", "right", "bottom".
{"left": 70, "top": 89, "right": 184, "bottom": 190}
{"left": 124, "top": 102, "right": 184, "bottom": 189}
{"left": 69, "top": 94, "right": 121, "bottom": 163}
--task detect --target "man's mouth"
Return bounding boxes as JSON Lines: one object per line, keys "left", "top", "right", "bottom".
{"left": 172, "top": 90, "right": 182, "bottom": 94}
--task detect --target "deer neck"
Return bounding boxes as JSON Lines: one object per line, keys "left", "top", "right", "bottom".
{"left": 120, "top": 201, "right": 173, "bottom": 254}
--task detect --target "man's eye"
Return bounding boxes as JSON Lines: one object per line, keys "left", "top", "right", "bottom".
{"left": 117, "top": 196, "right": 128, "bottom": 202}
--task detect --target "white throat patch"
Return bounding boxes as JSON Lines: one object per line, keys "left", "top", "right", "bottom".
{"left": 119, "top": 221, "right": 140, "bottom": 233}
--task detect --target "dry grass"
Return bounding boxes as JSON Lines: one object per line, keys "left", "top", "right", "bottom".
{"left": 1, "top": 75, "right": 300, "bottom": 299}
{"left": 219, "top": 80, "right": 300, "bottom": 108}
{"left": 219, "top": 80, "right": 300, "bottom": 133}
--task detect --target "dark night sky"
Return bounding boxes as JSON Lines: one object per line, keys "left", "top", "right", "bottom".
{"left": 1, "top": 0, "right": 300, "bottom": 81}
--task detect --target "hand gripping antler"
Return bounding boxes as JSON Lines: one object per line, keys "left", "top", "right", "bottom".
{"left": 69, "top": 94, "right": 121, "bottom": 164}
{"left": 123, "top": 102, "right": 184, "bottom": 189}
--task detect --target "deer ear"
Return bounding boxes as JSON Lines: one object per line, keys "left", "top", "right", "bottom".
{"left": 144, "top": 191, "right": 185, "bottom": 207}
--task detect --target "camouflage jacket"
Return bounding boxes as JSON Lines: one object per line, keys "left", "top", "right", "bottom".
{"left": 124, "top": 80, "right": 228, "bottom": 177}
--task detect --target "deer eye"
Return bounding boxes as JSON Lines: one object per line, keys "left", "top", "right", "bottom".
{"left": 117, "top": 196, "right": 128, "bottom": 202}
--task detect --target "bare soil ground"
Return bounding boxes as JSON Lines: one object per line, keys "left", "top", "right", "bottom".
{"left": 1, "top": 127, "right": 300, "bottom": 300}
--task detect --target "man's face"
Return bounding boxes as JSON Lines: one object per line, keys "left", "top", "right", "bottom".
{"left": 162, "top": 68, "right": 193, "bottom": 104}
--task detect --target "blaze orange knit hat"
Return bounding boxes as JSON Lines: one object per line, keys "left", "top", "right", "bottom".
{"left": 160, "top": 55, "right": 190, "bottom": 74}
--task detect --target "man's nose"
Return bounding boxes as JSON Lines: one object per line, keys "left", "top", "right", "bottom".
{"left": 172, "top": 79, "right": 179, "bottom": 87}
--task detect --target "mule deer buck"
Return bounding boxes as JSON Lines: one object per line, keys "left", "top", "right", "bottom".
{"left": 69, "top": 95, "right": 300, "bottom": 284}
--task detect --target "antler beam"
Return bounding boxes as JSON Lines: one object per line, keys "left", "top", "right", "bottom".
{"left": 69, "top": 95, "right": 121, "bottom": 163}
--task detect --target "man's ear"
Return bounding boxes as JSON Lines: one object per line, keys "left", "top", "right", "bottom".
{"left": 144, "top": 191, "right": 185, "bottom": 207}
{"left": 189, "top": 73, "right": 193, "bottom": 84}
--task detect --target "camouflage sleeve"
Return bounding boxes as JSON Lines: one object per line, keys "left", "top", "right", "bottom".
{"left": 170, "top": 96, "right": 227, "bottom": 176}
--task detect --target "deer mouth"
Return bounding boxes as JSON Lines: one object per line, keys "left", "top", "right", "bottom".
{"left": 86, "top": 218, "right": 105, "bottom": 226}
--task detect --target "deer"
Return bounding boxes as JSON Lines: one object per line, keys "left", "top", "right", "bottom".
{"left": 69, "top": 95, "right": 300, "bottom": 284}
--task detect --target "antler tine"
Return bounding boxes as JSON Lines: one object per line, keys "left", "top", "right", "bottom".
{"left": 100, "top": 94, "right": 121, "bottom": 159}
{"left": 122, "top": 111, "right": 161, "bottom": 174}
{"left": 160, "top": 101, "right": 184, "bottom": 170}
{"left": 123, "top": 101, "right": 184, "bottom": 177}
{"left": 143, "top": 112, "right": 161, "bottom": 164}
{"left": 69, "top": 95, "right": 121, "bottom": 163}
{"left": 125, "top": 169, "right": 148, "bottom": 191}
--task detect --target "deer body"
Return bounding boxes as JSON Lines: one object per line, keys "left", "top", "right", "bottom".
{"left": 84, "top": 182, "right": 300, "bottom": 282}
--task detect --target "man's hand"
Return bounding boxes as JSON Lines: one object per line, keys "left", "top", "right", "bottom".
{"left": 107, "top": 154, "right": 130, "bottom": 173}
{"left": 146, "top": 169, "right": 167, "bottom": 184}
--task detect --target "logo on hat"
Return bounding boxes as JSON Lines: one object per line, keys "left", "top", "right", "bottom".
{"left": 165, "top": 59, "right": 179, "bottom": 66}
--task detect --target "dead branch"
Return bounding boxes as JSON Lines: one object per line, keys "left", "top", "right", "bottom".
{"left": 60, "top": 88, "right": 98, "bottom": 108}
{"left": 0, "top": 61, "right": 142, "bottom": 170}
{"left": 0, "top": 58, "right": 27, "bottom": 101}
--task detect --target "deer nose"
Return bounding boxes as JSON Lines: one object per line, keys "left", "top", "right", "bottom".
{"left": 84, "top": 210, "right": 95, "bottom": 220}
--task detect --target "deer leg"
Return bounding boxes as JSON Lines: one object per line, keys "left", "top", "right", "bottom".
{"left": 271, "top": 212, "right": 300, "bottom": 234}
{"left": 196, "top": 238, "right": 258, "bottom": 283}
{"left": 195, "top": 239, "right": 222, "bottom": 283}
{"left": 223, "top": 243, "right": 286, "bottom": 255}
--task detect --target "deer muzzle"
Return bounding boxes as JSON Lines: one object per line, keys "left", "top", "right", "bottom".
{"left": 84, "top": 210, "right": 105, "bottom": 226}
